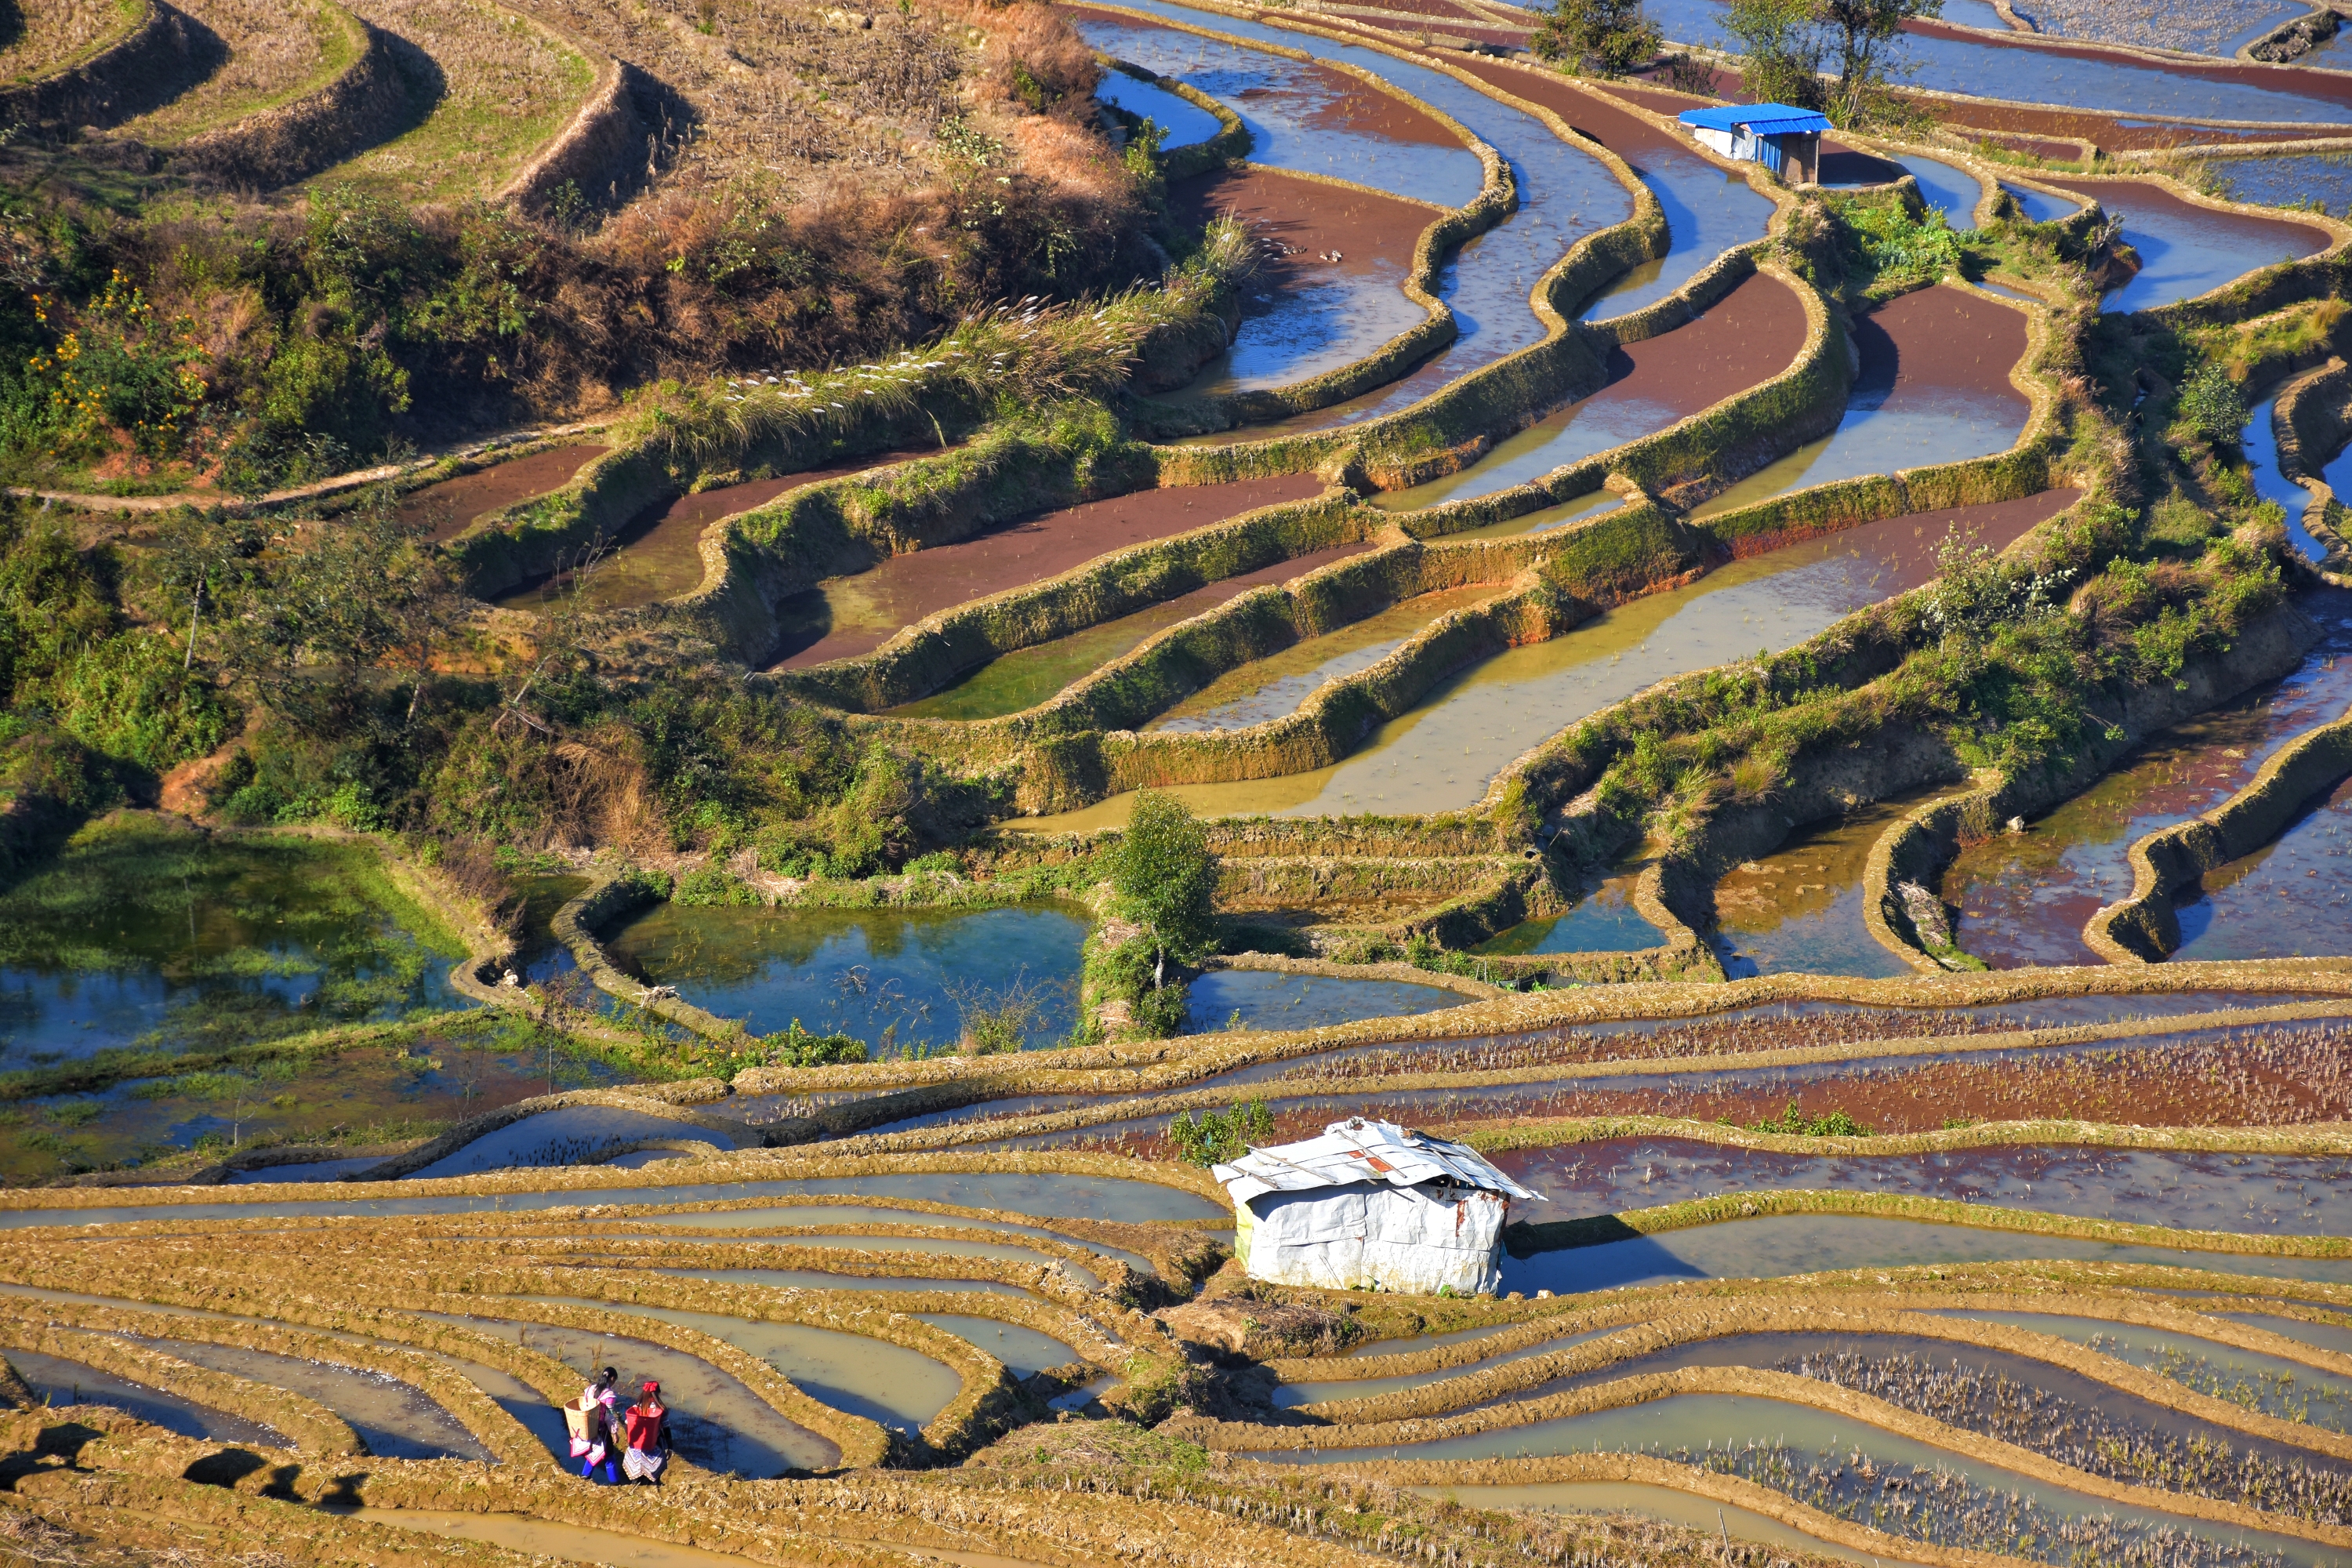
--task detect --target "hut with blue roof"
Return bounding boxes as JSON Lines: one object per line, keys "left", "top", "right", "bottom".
{"left": 1676, "top": 102, "right": 1830, "bottom": 184}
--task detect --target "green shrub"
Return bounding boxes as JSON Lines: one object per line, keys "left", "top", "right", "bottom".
{"left": 2176, "top": 363, "right": 2249, "bottom": 448}
{"left": 1170, "top": 1099, "right": 1274, "bottom": 1167}
{"left": 758, "top": 1020, "right": 867, "bottom": 1067}
{"left": 674, "top": 866, "right": 764, "bottom": 906}
{"left": 1748, "top": 1099, "right": 1873, "bottom": 1137}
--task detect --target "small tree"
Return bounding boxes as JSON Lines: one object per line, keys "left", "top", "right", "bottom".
{"left": 1817, "top": 0, "right": 1942, "bottom": 125}
{"left": 2177, "top": 364, "right": 2249, "bottom": 448}
{"left": 1112, "top": 789, "right": 1219, "bottom": 988}
{"left": 1531, "top": 0, "right": 1662, "bottom": 76}
{"left": 1722, "top": 0, "right": 1827, "bottom": 111}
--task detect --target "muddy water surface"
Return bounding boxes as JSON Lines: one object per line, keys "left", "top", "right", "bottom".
{"left": 493, "top": 459, "right": 920, "bottom": 615}
{"left": 401, "top": 445, "right": 609, "bottom": 543}
{"left": 405, "top": 1104, "right": 742, "bottom": 1181}
{"left": 2055, "top": 178, "right": 2332, "bottom": 311}
{"left": 917, "top": 1314, "right": 1080, "bottom": 1376}
{"left": 773, "top": 474, "right": 1326, "bottom": 667}
{"left": 1009, "top": 492, "right": 2076, "bottom": 826}
{"left": 1691, "top": 286, "right": 2031, "bottom": 518}
{"left": 1432, "top": 488, "right": 1619, "bottom": 543}
{"left": 526, "top": 1296, "right": 961, "bottom": 1431}
{"left": 603, "top": 902, "right": 1087, "bottom": 1054}
{"left": 9, "top": 1346, "right": 287, "bottom": 1446}
{"left": 1094, "top": 2, "right": 1634, "bottom": 434}
{"left": 142, "top": 1337, "right": 488, "bottom": 1460}
{"left": 2173, "top": 771, "right": 2352, "bottom": 961}
{"left": 1490, "top": 1138, "right": 2352, "bottom": 1235}
{"left": 1277, "top": 1326, "right": 1616, "bottom": 1406}
{"left": 1709, "top": 792, "right": 1944, "bottom": 980}
{"left": 1149, "top": 583, "right": 1507, "bottom": 731}
{"left": 1256, "top": 1391, "right": 2339, "bottom": 1567}
{"left": 1166, "top": 168, "right": 1437, "bottom": 395}
{"left": 655, "top": 1265, "right": 1036, "bottom": 1299}
{"left": 1944, "top": 587, "right": 2352, "bottom": 967}
{"left": 1375, "top": 270, "right": 1809, "bottom": 510}
{"left": 425, "top": 1308, "right": 840, "bottom": 1473}
{"left": 888, "top": 541, "right": 1377, "bottom": 720}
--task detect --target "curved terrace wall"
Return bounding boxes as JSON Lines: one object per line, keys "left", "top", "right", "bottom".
{"left": 166, "top": 7, "right": 411, "bottom": 190}
{"left": 0, "top": 0, "right": 198, "bottom": 132}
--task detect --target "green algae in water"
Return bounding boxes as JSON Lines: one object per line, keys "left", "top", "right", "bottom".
{"left": 602, "top": 902, "right": 1087, "bottom": 1054}
{"left": 0, "top": 815, "right": 467, "bottom": 1064}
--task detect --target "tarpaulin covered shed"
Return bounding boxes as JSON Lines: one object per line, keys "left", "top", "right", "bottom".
{"left": 1211, "top": 1119, "right": 1541, "bottom": 1296}
{"left": 1676, "top": 102, "right": 1829, "bottom": 183}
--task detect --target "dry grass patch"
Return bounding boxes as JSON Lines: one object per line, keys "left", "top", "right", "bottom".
{"left": 104, "top": 0, "right": 358, "bottom": 145}
{"left": 314, "top": 0, "right": 597, "bottom": 204}
{"left": 528, "top": 0, "right": 979, "bottom": 203}
{"left": 0, "top": 0, "right": 141, "bottom": 85}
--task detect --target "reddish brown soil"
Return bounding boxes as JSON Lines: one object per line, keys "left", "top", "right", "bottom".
{"left": 1592, "top": 269, "right": 1809, "bottom": 413}
{"left": 772, "top": 472, "right": 1330, "bottom": 667}
{"left": 401, "top": 445, "right": 609, "bottom": 543}
{"left": 2042, "top": 176, "right": 2334, "bottom": 256}
{"left": 1448, "top": 58, "right": 1689, "bottom": 164}
{"left": 1861, "top": 283, "right": 2032, "bottom": 406}
{"left": 1171, "top": 165, "right": 1436, "bottom": 304}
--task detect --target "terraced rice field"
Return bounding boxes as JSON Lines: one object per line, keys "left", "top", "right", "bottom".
{"left": 20, "top": 5, "right": 2352, "bottom": 1566}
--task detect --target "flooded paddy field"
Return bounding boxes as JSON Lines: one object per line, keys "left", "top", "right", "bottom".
{"left": 1092, "top": 70, "right": 1222, "bottom": 149}
{"left": 888, "top": 540, "right": 1376, "bottom": 720}
{"left": 1491, "top": 1138, "right": 2352, "bottom": 1234}
{"left": 1374, "top": 269, "right": 1811, "bottom": 512}
{"left": 1258, "top": 1391, "right": 2343, "bottom": 1567}
{"left": 1185, "top": 968, "right": 1468, "bottom": 1032}
{"left": 1092, "top": 0, "right": 1635, "bottom": 434}
{"left": 1477, "top": 857, "right": 1663, "bottom": 956}
{"left": 1690, "top": 285, "right": 2031, "bottom": 517}
{"left": 397, "top": 445, "right": 610, "bottom": 543}
{"left": 1018, "top": 489, "right": 2074, "bottom": 826}
{"left": 2049, "top": 179, "right": 2334, "bottom": 312}
{"left": 600, "top": 902, "right": 1089, "bottom": 1055}
{"left": 132, "top": 1334, "right": 489, "bottom": 1459}
{"left": 2214, "top": 154, "right": 2352, "bottom": 220}
{"left": 1708, "top": 792, "right": 1944, "bottom": 981}
{"left": 2173, "top": 773, "right": 2352, "bottom": 961}
{"left": 1946, "top": 588, "right": 2352, "bottom": 967}
{"left": 490, "top": 457, "right": 921, "bottom": 615}
{"left": 1162, "top": 168, "right": 1441, "bottom": 397}
{"left": 771, "top": 474, "right": 1327, "bottom": 669}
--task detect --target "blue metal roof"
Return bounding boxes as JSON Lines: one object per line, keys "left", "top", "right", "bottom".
{"left": 1678, "top": 103, "right": 1833, "bottom": 136}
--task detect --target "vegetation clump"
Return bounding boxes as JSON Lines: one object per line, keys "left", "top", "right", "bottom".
{"left": 1169, "top": 1099, "right": 1275, "bottom": 1167}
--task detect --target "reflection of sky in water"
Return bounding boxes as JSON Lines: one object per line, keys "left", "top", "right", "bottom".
{"left": 1186, "top": 267, "right": 1430, "bottom": 394}
{"left": 1156, "top": 632, "right": 1410, "bottom": 731}
{"left": 1259, "top": 1390, "right": 2347, "bottom": 1568}
{"left": 1935, "top": 0, "right": 2008, "bottom": 27}
{"left": 1900, "top": 154, "right": 1985, "bottom": 227}
{"left": 1496, "top": 1138, "right": 2352, "bottom": 1234}
{"left": 1074, "top": 21, "right": 1481, "bottom": 204}
{"left": 2173, "top": 771, "right": 2352, "bottom": 961}
{"left": 2242, "top": 393, "right": 2329, "bottom": 561}
{"left": 1185, "top": 969, "right": 1465, "bottom": 1032}
{"left": 2002, "top": 183, "right": 2083, "bottom": 223}
{"left": 405, "top": 1105, "right": 742, "bottom": 1181}
{"left": 1581, "top": 152, "right": 1773, "bottom": 319}
{"left": 1502, "top": 1212, "right": 2352, "bottom": 1295}
{"left": 2213, "top": 152, "right": 2352, "bottom": 216}
{"left": 1379, "top": 390, "right": 1683, "bottom": 510}
{"left": 2092, "top": 196, "right": 2322, "bottom": 312}
{"left": 1102, "top": 0, "right": 1632, "bottom": 430}
{"left": 1091, "top": 71, "right": 1221, "bottom": 148}
{"left": 1650, "top": 0, "right": 2352, "bottom": 121}
{"left": 605, "top": 905, "right": 1087, "bottom": 1053}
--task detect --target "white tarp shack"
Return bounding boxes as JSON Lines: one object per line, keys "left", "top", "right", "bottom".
{"left": 1212, "top": 1118, "right": 1541, "bottom": 1296}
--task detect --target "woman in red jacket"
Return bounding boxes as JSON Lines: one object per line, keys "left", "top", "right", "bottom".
{"left": 622, "top": 1381, "right": 672, "bottom": 1485}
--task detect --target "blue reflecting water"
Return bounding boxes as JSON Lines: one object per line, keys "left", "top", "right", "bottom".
{"left": 1094, "top": 0, "right": 1634, "bottom": 431}
{"left": 1900, "top": 154, "right": 1985, "bottom": 228}
{"left": 1186, "top": 968, "right": 1466, "bottom": 1032}
{"left": 1650, "top": 0, "right": 2352, "bottom": 122}
{"left": 2003, "top": 183, "right": 2085, "bottom": 224}
{"left": 2212, "top": 151, "right": 2352, "bottom": 216}
{"left": 405, "top": 1105, "right": 742, "bottom": 1181}
{"left": 1501, "top": 1212, "right": 2352, "bottom": 1295}
{"left": 2243, "top": 392, "right": 2330, "bottom": 562}
{"left": 1477, "top": 875, "right": 1664, "bottom": 955}
{"left": 1092, "top": 71, "right": 1223, "bottom": 148}
{"left": 604, "top": 903, "right": 1087, "bottom": 1054}
{"left": 1581, "top": 148, "right": 1774, "bottom": 319}
{"left": 2082, "top": 185, "right": 2327, "bottom": 311}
